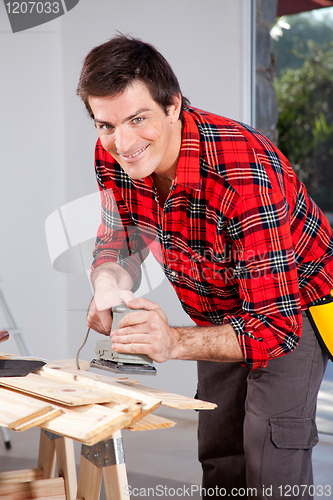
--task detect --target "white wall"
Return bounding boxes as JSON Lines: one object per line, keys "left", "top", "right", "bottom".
{"left": 0, "top": 0, "right": 253, "bottom": 402}
{"left": 0, "top": 9, "right": 68, "bottom": 359}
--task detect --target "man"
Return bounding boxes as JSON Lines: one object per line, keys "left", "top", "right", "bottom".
{"left": 77, "top": 35, "right": 333, "bottom": 499}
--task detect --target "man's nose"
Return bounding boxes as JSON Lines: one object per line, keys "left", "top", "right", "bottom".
{"left": 114, "top": 127, "right": 136, "bottom": 154}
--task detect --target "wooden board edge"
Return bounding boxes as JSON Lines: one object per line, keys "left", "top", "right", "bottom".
{"left": 0, "top": 468, "right": 44, "bottom": 484}
{"left": 125, "top": 413, "right": 176, "bottom": 432}
{"left": 8, "top": 405, "right": 55, "bottom": 430}
{"left": 12, "top": 408, "right": 63, "bottom": 432}
{"left": 115, "top": 381, "right": 217, "bottom": 410}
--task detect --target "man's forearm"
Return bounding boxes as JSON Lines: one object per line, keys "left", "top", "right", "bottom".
{"left": 91, "top": 262, "right": 134, "bottom": 293}
{"left": 90, "top": 262, "right": 136, "bottom": 313}
{"left": 171, "top": 323, "right": 245, "bottom": 363}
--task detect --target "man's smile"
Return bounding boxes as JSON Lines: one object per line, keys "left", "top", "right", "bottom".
{"left": 118, "top": 144, "right": 150, "bottom": 160}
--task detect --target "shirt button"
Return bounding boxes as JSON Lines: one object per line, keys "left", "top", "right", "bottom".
{"left": 165, "top": 234, "right": 170, "bottom": 240}
{"left": 171, "top": 270, "right": 177, "bottom": 277}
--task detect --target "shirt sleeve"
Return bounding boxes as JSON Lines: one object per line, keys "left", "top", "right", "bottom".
{"left": 222, "top": 190, "right": 303, "bottom": 370}
{"left": 91, "top": 152, "right": 148, "bottom": 293}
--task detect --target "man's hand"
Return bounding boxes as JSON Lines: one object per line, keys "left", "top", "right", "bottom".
{"left": 110, "top": 297, "right": 245, "bottom": 364}
{"left": 87, "top": 288, "right": 136, "bottom": 335}
{"left": 88, "top": 262, "right": 244, "bottom": 363}
{"left": 87, "top": 297, "right": 112, "bottom": 335}
{"left": 87, "top": 262, "right": 136, "bottom": 335}
{"left": 93, "top": 283, "right": 136, "bottom": 312}
{"left": 111, "top": 297, "right": 178, "bottom": 362}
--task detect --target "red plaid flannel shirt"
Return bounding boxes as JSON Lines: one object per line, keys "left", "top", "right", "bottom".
{"left": 92, "top": 107, "right": 333, "bottom": 370}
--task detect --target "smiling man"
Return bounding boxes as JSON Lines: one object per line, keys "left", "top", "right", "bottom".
{"left": 77, "top": 35, "right": 333, "bottom": 499}
{"left": 90, "top": 84, "right": 182, "bottom": 182}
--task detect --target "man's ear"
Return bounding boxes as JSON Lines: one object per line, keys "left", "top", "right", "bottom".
{"left": 168, "top": 93, "right": 182, "bottom": 123}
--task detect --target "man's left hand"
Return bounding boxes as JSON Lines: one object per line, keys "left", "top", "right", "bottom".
{"left": 110, "top": 297, "right": 177, "bottom": 363}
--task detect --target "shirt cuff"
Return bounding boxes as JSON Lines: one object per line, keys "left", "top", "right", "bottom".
{"left": 223, "top": 315, "right": 269, "bottom": 370}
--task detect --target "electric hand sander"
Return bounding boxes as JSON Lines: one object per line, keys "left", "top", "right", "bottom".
{"left": 90, "top": 305, "right": 157, "bottom": 375}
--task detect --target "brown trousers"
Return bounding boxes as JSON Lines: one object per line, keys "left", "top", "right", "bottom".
{"left": 197, "top": 313, "right": 328, "bottom": 499}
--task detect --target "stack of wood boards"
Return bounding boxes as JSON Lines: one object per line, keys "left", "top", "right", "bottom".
{"left": 0, "top": 354, "right": 216, "bottom": 446}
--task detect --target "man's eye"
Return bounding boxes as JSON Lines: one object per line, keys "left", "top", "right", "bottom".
{"left": 132, "top": 117, "right": 144, "bottom": 124}
{"left": 96, "top": 123, "right": 113, "bottom": 131}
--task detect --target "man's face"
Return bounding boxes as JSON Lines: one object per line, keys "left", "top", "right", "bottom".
{"left": 89, "top": 81, "right": 182, "bottom": 180}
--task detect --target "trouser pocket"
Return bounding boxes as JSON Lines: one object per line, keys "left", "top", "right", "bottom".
{"left": 260, "top": 417, "right": 318, "bottom": 499}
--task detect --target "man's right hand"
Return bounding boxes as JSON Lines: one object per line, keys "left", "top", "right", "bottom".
{"left": 87, "top": 262, "right": 136, "bottom": 335}
{"left": 87, "top": 288, "right": 136, "bottom": 335}
{"left": 87, "top": 297, "right": 112, "bottom": 335}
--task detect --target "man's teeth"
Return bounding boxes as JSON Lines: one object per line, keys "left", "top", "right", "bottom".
{"left": 122, "top": 145, "right": 148, "bottom": 158}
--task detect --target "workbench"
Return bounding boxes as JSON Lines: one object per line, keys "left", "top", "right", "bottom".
{"left": 0, "top": 356, "right": 215, "bottom": 499}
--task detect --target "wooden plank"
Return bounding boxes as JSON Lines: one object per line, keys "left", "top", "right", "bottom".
{"left": 0, "top": 372, "right": 117, "bottom": 407}
{"left": 45, "top": 363, "right": 215, "bottom": 410}
{"left": 0, "top": 468, "right": 43, "bottom": 484}
{"left": 52, "top": 359, "right": 90, "bottom": 371}
{"left": 10, "top": 407, "right": 63, "bottom": 432}
{"left": 125, "top": 413, "right": 176, "bottom": 431}
{"left": 101, "top": 399, "right": 143, "bottom": 421}
{"left": 1, "top": 355, "right": 212, "bottom": 409}
{"left": 80, "top": 398, "right": 145, "bottom": 445}
{"left": 0, "top": 387, "right": 49, "bottom": 427}
{"left": 38, "top": 365, "right": 162, "bottom": 430}
{"left": 42, "top": 367, "right": 162, "bottom": 411}
{"left": 0, "top": 478, "right": 65, "bottom": 499}
{"left": 0, "top": 387, "right": 62, "bottom": 430}
{"left": 39, "top": 402, "right": 135, "bottom": 446}
{"left": 32, "top": 497, "right": 65, "bottom": 500}
{"left": 0, "top": 352, "right": 44, "bottom": 361}
{"left": 34, "top": 497, "right": 65, "bottom": 500}
{"left": 41, "top": 368, "right": 160, "bottom": 436}
{"left": 39, "top": 365, "right": 145, "bottom": 413}
{"left": 116, "top": 380, "right": 217, "bottom": 410}
{"left": 0, "top": 373, "right": 159, "bottom": 445}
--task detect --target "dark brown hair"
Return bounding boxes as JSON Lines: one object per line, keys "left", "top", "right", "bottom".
{"left": 77, "top": 34, "right": 189, "bottom": 119}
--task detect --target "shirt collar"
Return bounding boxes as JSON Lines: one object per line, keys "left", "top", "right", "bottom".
{"left": 174, "top": 110, "right": 201, "bottom": 190}
{"left": 141, "top": 109, "right": 201, "bottom": 191}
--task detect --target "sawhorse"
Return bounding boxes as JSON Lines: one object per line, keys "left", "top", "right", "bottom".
{"left": 0, "top": 428, "right": 129, "bottom": 499}
{"left": 78, "top": 430, "right": 128, "bottom": 500}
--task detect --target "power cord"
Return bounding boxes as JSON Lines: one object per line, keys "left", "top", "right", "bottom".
{"left": 76, "top": 327, "right": 91, "bottom": 370}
